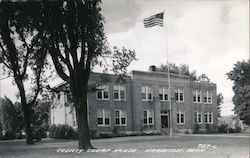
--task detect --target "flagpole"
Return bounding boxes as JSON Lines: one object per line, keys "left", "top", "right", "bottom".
{"left": 164, "top": 10, "right": 173, "bottom": 137}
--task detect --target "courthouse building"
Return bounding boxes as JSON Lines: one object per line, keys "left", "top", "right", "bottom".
{"left": 51, "top": 66, "right": 218, "bottom": 134}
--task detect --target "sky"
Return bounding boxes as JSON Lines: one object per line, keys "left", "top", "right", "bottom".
{"left": 0, "top": 0, "right": 249, "bottom": 116}
{"left": 100, "top": 0, "right": 249, "bottom": 116}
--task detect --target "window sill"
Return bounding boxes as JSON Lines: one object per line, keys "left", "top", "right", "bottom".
{"left": 177, "top": 123, "right": 185, "bottom": 125}
{"left": 142, "top": 100, "right": 153, "bottom": 102}
{"left": 96, "top": 99, "right": 110, "bottom": 101}
{"left": 115, "top": 124, "right": 127, "bottom": 127}
{"left": 97, "top": 125, "right": 111, "bottom": 127}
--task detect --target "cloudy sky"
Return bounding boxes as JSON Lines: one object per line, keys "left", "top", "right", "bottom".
{"left": 101, "top": 0, "right": 249, "bottom": 116}
{"left": 0, "top": 0, "right": 249, "bottom": 116}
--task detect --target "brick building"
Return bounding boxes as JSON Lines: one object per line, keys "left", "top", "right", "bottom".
{"left": 50, "top": 68, "right": 218, "bottom": 134}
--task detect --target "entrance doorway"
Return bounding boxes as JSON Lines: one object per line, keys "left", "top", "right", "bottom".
{"left": 161, "top": 115, "right": 169, "bottom": 128}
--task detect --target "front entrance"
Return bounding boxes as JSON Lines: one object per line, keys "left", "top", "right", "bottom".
{"left": 161, "top": 115, "right": 169, "bottom": 128}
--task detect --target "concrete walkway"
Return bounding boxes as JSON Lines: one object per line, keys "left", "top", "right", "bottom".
{"left": 177, "top": 133, "right": 249, "bottom": 138}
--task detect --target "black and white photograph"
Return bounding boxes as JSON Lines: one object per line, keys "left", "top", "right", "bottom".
{"left": 0, "top": 0, "right": 249, "bottom": 158}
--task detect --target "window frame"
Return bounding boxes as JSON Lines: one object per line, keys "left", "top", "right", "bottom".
{"left": 159, "top": 86, "right": 169, "bottom": 102}
{"left": 204, "top": 91, "right": 212, "bottom": 104}
{"left": 97, "top": 109, "right": 110, "bottom": 127}
{"left": 193, "top": 90, "right": 202, "bottom": 103}
{"left": 96, "top": 85, "right": 109, "bottom": 100}
{"left": 114, "top": 110, "right": 127, "bottom": 126}
{"left": 204, "top": 111, "right": 213, "bottom": 124}
{"left": 177, "top": 111, "right": 185, "bottom": 124}
{"left": 174, "top": 88, "right": 184, "bottom": 102}
{"left": 143, "top": 110, "right": 154, "bottom": 125}
{"left": 195, "top": 111, "right": 202, "bottom": 124}
{"left": 142, "top": 86, "right": 153, "bottom": 101}
{"left": 113, "top": 85, "right": 126, "bottom": 101}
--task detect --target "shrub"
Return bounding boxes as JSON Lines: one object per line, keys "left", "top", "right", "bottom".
{"left": 89, "top": 130, "right": 100, "bottom": 139}
{"left": 2, "top": 131, "right": 16, "bottom": 140}
{"left": 218, "top": 124, "right": 228, "bottom": 133}
{"left": 16, "top": 131, "right": 25, "bottom": 139}
{"left": 228, "top": 127, "right": 241, "bottom": 133}
{"left": 49, "top": 124, "right": 57, "bottom": 138}
{"left": 193, "top": 124, "right": 200, "bottom": 134}
{"left": 235, "top": 126, "right": 242, "bottom": 133}
{"left": 99, "top": 132, "right": 113, "bottom": 138}
{"left": 112, "top": 126, "right": 119, "bottom": 136}
{"left": 205, "top": 124, "right": 217, "bottom": 133}
{"left": 49, "top": 124, "right": 77, "bottom": 139}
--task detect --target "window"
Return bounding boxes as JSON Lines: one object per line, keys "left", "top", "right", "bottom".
{"left": 142, "top": 86, "right": 153, "bottom": 101}
{"left": 159, "top": 87, "right": 169, "bottom": 101}
{"left": 204, "top": 111, "right": 213, "bottom": 124}
{"left": 57, "top": 93, "right": 61, "bottom": 100}
{"left": 204, "top": 91, "right": 212, "bottom": 104}
{"left": 174, "top": 88, "right": 184, "bottom": 102}
{"left": 194, "top": 111, "right": 202, "bottom": 124}
{"left": 96, "top": 85, "right": 109, "bottom": 100}
{"left": 114, "top": 110, "right": 127, "bottom": 126}
{"left": 113, "top": 85, "right": 126, "bottom": 101}
{"left": 72, "top": 112, "right": 76, "bottom": 127}
{"left": 193, "top": 90, "right": 201, "bottom": 103}
{"left": 97, "top": 109, "right": 110, "bottom": 126}
{"left": 143, "top": 110, "right": 154, "bottom": 125}
{"left": 177, "top": 111, "right": 185, "bottom": 124}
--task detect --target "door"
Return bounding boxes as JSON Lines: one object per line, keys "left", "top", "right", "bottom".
{"left": 161, "top": 115, "right": 169, "bottom": 128}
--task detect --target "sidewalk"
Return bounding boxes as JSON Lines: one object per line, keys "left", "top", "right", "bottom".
{"left": 177, "top": 133, "right": 249, "bottom": 138}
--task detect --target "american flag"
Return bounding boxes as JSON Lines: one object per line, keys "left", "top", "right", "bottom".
{"left": 143, "top": 12, "right": 164, "bottom": 28}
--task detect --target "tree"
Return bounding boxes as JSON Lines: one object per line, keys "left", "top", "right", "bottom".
{"left": 227, "top": 60, "right": 250, "bottom": 125}
{"left": 156, "top": 63, "right": 197, "bottom": 81}
{"left": 0, "top": 2, "right": 48, "bottom": 144}
{"left": 0, "top": 97, "right": 24, "bottom": 136}
{"left": 31, "top": 100, "right": 50, "bottom": 140}
{"left": 196, "top": 74, "right": 211, "bottom": 83}
{"left": 31, "top": 0, "right": 136, "bottom": 149}
{"left": 217, "top": 93, "right": 224, "bottom": 117}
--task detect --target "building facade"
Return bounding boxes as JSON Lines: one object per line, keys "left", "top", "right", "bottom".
{"left": 51, "top": 68, "right": 218, "bottom": 134}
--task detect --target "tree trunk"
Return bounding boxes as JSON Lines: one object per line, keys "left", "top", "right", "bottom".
{"left": 22, "top": 103, "right": 34, "bottom": 144}
{"left": 16, "top": 80, "right": 34, "bottom": 144}
{"left": 75, "top": 97, "right": 93, "bottom": 149}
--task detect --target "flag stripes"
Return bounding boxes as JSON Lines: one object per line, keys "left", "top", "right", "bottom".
{"left": 143, "top": 12, "right": 164, "bottom": 28}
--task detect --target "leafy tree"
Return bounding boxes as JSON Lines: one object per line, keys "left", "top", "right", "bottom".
{"left": 31, "top": 100, "right": 50, "bottom": 139}
{"left": 227, "top": 60, "right": 250, "bottom": 125}
{"left": 0, "top": 97, "right": 24, "bottom": 136}
{"left": 0, "top": 2, "right": 48, "bottom": 144}
{"left": 31, "top": 0, "right": 136, "bottom": 149}
{"left": 196, "top": 74, "right": 211, "bottom": 83}
{"left": 217, "top": 93, "right": 224, "bottom": 117}
{"left": 156, "top": 63, "right": 197, "bottom": 81}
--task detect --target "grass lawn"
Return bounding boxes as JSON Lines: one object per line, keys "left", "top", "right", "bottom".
{"left": 0, "top": 134, "right": 249, "bottom": 158}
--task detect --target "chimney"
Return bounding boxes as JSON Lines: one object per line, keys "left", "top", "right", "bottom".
{"left": 149, "top": 65, "right": 156, "bottom": 72}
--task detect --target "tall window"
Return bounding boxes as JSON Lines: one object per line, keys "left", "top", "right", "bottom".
{"left": 193, "top": 90, "right": 201, "bottom": 103}
{"left": 113, "top": 85, "right": 126, "bottom": 101}
{"left": 204, "top": 111, "right": 213, "bottom": 124}
{"left": 96, "top": 85, "right": 109, "bottom": 100}
{"left": 142, "top": 86, "right": 153, "bottom": 101}
{"left": 204, "top": 91, "right": 212, "bottom": 104}
{"left": 97, "top": 109, "right": 110, "bottom": 126}
{"left": 143, "top": 110, "right": 154, "bottom": 125}
{"left": 177, "top": 111, "right": 185, "bottom": 124}
{"left": 115, "top": 110, "right": 127, "bottom": 126}
{"left": 194, "top": 111, "right": 202, "bottom": 124}
{"left": 159, "top": 87, "right": 169, "bottom": 101}
{"left": 174, "top": 88, "right": 184, "bottom": 102}
{"left": 72, "top": 112, "right": 77, "bottom": 127}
